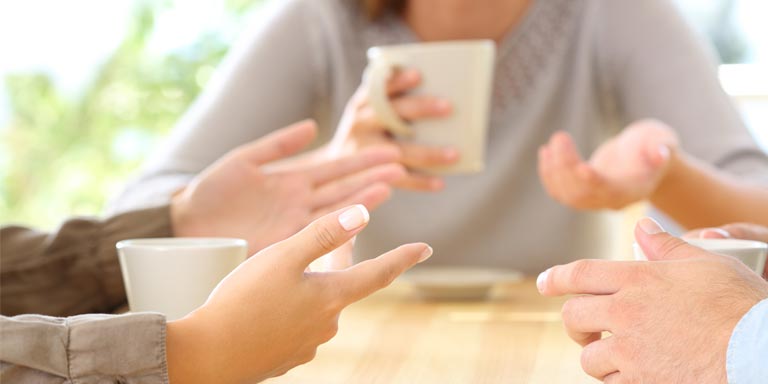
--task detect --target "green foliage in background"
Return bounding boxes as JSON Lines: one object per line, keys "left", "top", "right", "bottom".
{"left": 1, "top": 0, "right": 262, "bottom": 228}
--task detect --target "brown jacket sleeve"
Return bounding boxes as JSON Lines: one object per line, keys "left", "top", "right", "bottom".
{"left": 0, "top": 206, "right": 173, "bottom": 317}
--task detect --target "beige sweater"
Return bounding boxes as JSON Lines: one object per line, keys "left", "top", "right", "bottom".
{"left": 111, "top": 0, "right": 768, "bottom": 274}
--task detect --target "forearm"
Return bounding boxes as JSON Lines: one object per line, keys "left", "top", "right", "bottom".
{"left": 1, "top": 205, "right": 173, "bottom": 316}
{"left": 651, "top": 151, "right": 768, "bottom": 229}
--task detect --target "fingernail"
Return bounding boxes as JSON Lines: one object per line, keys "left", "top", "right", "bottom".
{"left": 339, "top": 205, "right": 369, "bottom": 231}
{"left": 418, "top": 245, "right": 433, "bottom": 263}
{"left": 536, "top": 268, "right": 550, "bottom": 293}
{"left": 658, "top": 145, "right": 670, "bottom": 160}
{"left": 701, "top": 228, "right": 731, "bottom": 239}
{"left": 638, "top": 217, "right": 665, "bottom": 235}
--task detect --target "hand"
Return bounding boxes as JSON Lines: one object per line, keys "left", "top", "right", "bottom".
{"left": 538, "top": 119, "right": 679, "bottom": 210}
{"left": 166, "top": 205, "right": 433, "bottom": 384}
{"left": 170, "top": 120, "right": 406, "bottom": 254}
{"left": 538, "top": 217, "right": 768, "bottom": 383}
{"left": 685, "top": 222, "right": 768, "bottom": 277}
{"left": 329, "top": 68, "right": 459, "bottom": 192}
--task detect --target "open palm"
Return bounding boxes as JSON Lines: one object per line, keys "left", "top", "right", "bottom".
{"left": 171, "top": 121, "right": 405, "bottom": 253}
{"left": 538, "top": 119, "right": 678, "bottom": 210}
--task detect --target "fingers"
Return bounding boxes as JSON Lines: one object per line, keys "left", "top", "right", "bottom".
{"left": 392, "top": 174, "right": 445, "bottom": 192}
{"left": 336, "top": 243, "right": 432, "bottom": 305}
{"left": 634, "top": 217, "right": 710, "bottom": 261}
{"left": 391, "top": 95, "right": 452, "bottom": 121}
{"left": 537, "top": 259, "right": 637, "bottom": 296}
{"left": 561, "top": 295, "right": 612, "bottom": 346}
{"left": 326, "top": 238, "right": 355, "bottom": 271}
{"left": 399, "top": 142, "right": 460, "bottom": 169}
{"left": 386, "top": 68, "right": 421, "bottom": 96}
{"left": 720, "top": 223, "right": 768, "bottom": 243}
{"left": 308, "top": 145, "right": 400, "bottom": 186}
{"left": 312, "top": 183, "right": 393, "bottom": 217}
{"left": 311, "top": 164, "right": 405, "bottom": 209}
{"left": 580, "top": 336, "right": 620, "bottom": 381}
{"left": 538, "top": 132, "right": 606, "bottom": 209}
{"left": 235, "top": 120, "right": 318, "bottom": 165}
{"left": 683, "top": 227, "right": 730, "bottom": 239}
{"left": 350, "top": 96, "right": 452, "bottom": 135}
{"left": 277, "top": 205, "right": 370, "bottom": 271}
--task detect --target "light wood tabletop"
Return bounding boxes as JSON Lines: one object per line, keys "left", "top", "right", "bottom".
{"left": 267, "top": 279, "right": 599, "bottom": 384}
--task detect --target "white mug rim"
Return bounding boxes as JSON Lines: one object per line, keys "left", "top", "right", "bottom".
{"left": 684, "top": 238, "right": 768, "bottom": 251}
{"left": 117, "top": 237, "right": 247, "bottom": 251}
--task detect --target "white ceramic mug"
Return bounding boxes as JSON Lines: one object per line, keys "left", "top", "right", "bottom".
{"left": 117, "top": 238, "right": 247, "bottom": 320}
{"left": 633, "top": 238, "right": 768, "bottom": 273}
{"left": 365, "top": 40, "right": 496, "bottom": 174}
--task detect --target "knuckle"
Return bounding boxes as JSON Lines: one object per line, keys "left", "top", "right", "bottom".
{"left": 567, "top": 260, "right": 592, "bottom": 287}
{"left": 653, "top": 236, "right": 689, "bottom": 259}
{"left": 313, "top": 226, "right": 339, "bottom": 254}
{"left": 378, "top": 263, "right": 401, "bottom": 288}
{"left": 560, "top": 298, "right": 582, "bottom": 328}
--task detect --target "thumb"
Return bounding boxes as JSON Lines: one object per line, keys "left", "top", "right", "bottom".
{"left": 235, "top": 119, "right": 318, "bottom": 165}
{"left": 635, "top": 217, "right": 702, "bottom": 261}
{"left": 276, "top": 205, "right": 370, "bottom": 271}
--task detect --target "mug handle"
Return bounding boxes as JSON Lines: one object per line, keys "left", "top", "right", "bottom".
{"left": 365, "top": 58, "right": 414, "bottom": 137}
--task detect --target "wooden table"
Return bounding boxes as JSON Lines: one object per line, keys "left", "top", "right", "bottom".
{"left": 267, "top": 279, "right": 599, "bottom": 384}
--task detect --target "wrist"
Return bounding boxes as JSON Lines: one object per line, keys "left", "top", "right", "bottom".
{"left": 648, "top": 146, "right": 684, "bottom": 205}
{"left": 169, "top": 191, "right": 198, "bottom": 237}
{"left": 166, "top": 314, "right": 218, "bottom": 384}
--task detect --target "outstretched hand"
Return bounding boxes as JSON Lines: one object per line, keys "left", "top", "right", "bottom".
{"left": 171, "top": 120, "right": 406, "bottom": 253}
{"left": 167, "top": 205, "right": 432, "bottom": 384}
{"left": 538, "top": 119, "right": 679, "bottom": 210}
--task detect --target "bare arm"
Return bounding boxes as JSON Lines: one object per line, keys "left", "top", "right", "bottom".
{"left": 651, "top": 150, "right": 768, "bottom": 229}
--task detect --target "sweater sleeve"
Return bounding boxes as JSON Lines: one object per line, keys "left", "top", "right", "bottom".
{"left": 0, "top": 206, "right": 173, "bottom": 317}
{"left": 0, "top": 313, "right": 167, "bottom": 383}
{"left": 108, "top": 0, "right": 328, "bottom": 213}
{"left": 598, "top": 0, "right": 768, "bottom": 183}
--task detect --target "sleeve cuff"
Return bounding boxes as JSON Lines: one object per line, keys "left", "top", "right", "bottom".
{"left": 727, "top": 298, "right": 768, "bottom": 384}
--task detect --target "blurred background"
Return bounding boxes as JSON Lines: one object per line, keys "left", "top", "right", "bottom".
{"left": 1, "top": 0, "right": 767, "bottom": 229}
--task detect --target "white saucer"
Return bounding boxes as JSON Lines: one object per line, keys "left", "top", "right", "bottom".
{"left": 401, "top": 267, "right": 523, "bottom": 300}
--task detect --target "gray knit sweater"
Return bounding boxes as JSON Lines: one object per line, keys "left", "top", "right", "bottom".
{"left": 111, "top": 0, "right": 768, "bottom": 274}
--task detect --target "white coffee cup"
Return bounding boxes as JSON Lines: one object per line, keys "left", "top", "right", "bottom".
{"left": 633, "top": 238, "right": 768, "bottom": 273}
{"left": 365, "top": 40, "right": 496, "bottom": 174}
{"left": 117, "top": 238, "right": 247, "bottom": 320}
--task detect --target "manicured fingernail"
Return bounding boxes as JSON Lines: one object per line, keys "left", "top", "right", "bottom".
{"left": 701, "top": 228, "right": 731, "bottom": 239}
{"left": 537, "top": 268, "right": 550, "bottom": 293}
{"left": 401, "top": 69, "right": 420, "bottom": 81}
{"left": 638, "top": 217, "right": 665, "bottom": 235}
{"left": 339, "top": 205, "right": 369, "bottom": 231}
{"left": 418, "top": 245, "right": 433, "bottom": 263}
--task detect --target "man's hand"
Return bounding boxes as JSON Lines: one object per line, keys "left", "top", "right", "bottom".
{"left": 538, "top": 119, "right": 678, "bottom": 210}
{"left": 170, "top": 120, "right": 406, "bottom": 253}
{"left": 166, "top": 205, "right": 432, "bottom": 384}
{"left": 538, "top": 218, "right": 768, "bottom": 383}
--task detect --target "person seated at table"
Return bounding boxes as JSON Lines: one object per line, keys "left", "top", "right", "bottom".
{"left": 109, "top": 0, "right": 768, "bottom": 275}
{"left": 2, "top": 206, "right": 433, "bottom": 384}
{"left": 0, "top": 120, "right": 434, "bottom": 383}
{"left": 1, "top": 120, "right": 406, "bottom": 317}
{"left": 537, "top": 218, "right": 768, "bottom": 383}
